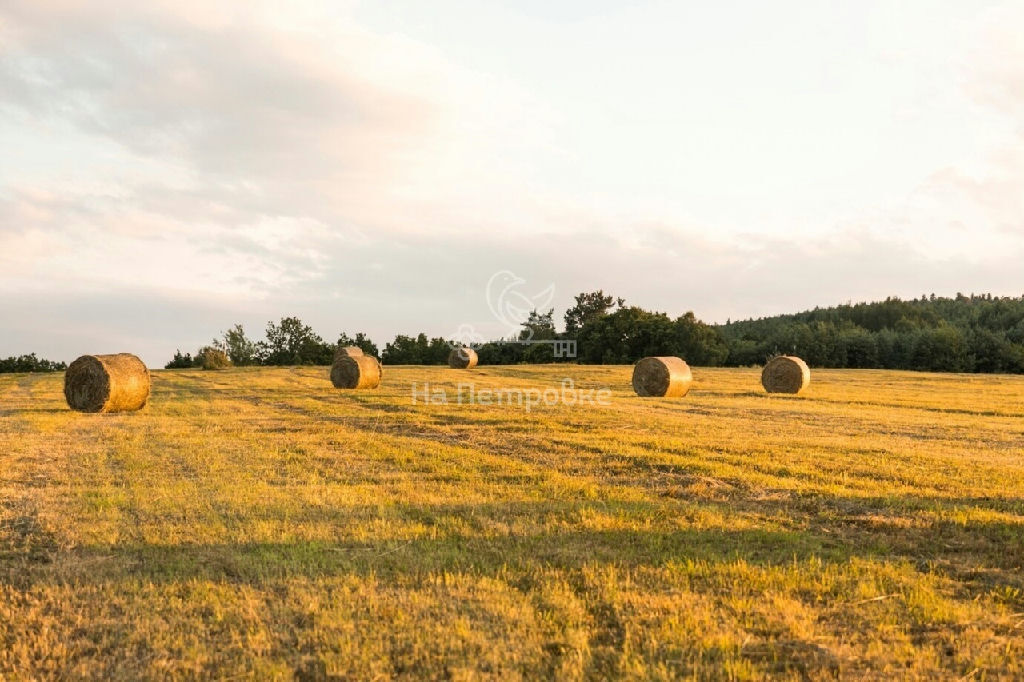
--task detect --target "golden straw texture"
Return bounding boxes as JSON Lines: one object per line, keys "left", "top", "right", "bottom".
{"left": 631, "top": 357, "right": 693, "bottom": 398}
{"left": 64, "top": 353, "right": 151, "bottom": 413}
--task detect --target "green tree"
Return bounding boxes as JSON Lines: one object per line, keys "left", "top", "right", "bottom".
{"left": 910, "top": 325, "right": 968, "bottom": 372}
{"left": 578, "top": 307, "right": 677, "bottom": 364}
{"left": 519, "top": 309, "right": 557, "bottom": 341}
{"left": 0, "top": 353, "right": 68, "bottom": 373}
{"left": 260, "top": 317, "right": 331, "bottom": 365}
{"left": 381, "top": 334, "right": 421, "bottom": 364}
{"left": 476, "top": 340, "right": 524, "bottom": 365}
{"left": 674, "top": 312, "right": 728, "bottom": 366}
{"left": 337, "top": 332, "right": 379, "bottom": 358}
{"left": 164, "top": 350, "right": 197, "bottom": 369}
{"left": 839, "top": 327, "right": 878, "bottom": 369}
{"left": 564, "top": 291, "right": 623, "bottom": 335}
{"left": 520, "top": 309, "right": 558, "bottom": 363}
{"left": 215, "top": 324, "right": 259, "bottom": 366}
{"left": 382, "top": 333, "right": 451, "bottom": 364}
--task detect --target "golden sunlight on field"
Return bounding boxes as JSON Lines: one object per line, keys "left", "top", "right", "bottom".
{"left": 2, "top": 366, "right": 1023, "bottom": 679}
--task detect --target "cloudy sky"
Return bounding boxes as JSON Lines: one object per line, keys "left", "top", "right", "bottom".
{"left": 1, "top": 0, "right": 1022, "bottom": 365}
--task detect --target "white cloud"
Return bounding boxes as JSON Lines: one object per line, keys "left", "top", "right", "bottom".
{"left": 0, "top": 0, "right": 1022, "bottom": 363}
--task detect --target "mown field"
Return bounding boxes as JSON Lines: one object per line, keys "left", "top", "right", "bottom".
{"left": 1, "top": 365, "right": 1023, "bottom": 679}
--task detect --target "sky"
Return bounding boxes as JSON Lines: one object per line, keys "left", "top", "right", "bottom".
{"left": 1, "top": 0, "right": 1022, "bottom": 365}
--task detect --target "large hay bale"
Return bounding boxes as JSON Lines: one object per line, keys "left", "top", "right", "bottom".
{"left": 330, "top": 355, "right": 381, "bottom": 389}
{"left": 197, "top": 347, "right": 231, "bottom": 370}
{"left": 761, "top": 355, "right": 810, "bottom": 394}
{"left": 333, "top": 345, "right": 363, "bottom": 363}
{"left": 64, "top": 353, "right": 151, "bottom": 413}
{"left": 632, "top": 356, "right": 692, "bottom": 398}
{"left": 448, "top": 347, "right": 478, "bottom": 369}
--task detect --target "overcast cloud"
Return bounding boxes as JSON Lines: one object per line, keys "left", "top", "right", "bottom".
{"left": 1, "top": 0, "right": 1022, "bottom": 365}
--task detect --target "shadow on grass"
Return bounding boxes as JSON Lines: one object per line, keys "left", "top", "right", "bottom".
{"left": 0, "top": 403, "right": 70, "bottom": 416}
{"left": 6, "top": 495, "right": 1019, "bottom": 599}
{"left": 3, "top": 498, "right": 1015, "bottom": 681}
{"left": 77, "top": 526, "right": 835, "bottom": 583}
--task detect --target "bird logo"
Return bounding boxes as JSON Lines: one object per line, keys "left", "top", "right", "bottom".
{"left": 486, "top": 270, "right": 555, "bottom": 339}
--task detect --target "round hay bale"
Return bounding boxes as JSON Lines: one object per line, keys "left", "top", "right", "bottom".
{"left": 333, "top": 345, "right": 363, "bottom": 363}
{"left": 64, "top": 353, "right": 151, "bottom": 413}
{"left": 330, "top": 355, "right": 381, "bottom": 389}
{"left": 632, "top": 356, "right": 692, "bottom": 398}
{"left": 448, "top": 347, "right": 478, "bottom": 369}
{"left": 761, "top": 355, "right": 810, "bottom": 394}
{"left": 197, "top": 347, "right": 231, "bottom": 370}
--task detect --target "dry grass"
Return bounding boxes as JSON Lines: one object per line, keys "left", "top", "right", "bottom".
{"left": 1, "top": 366, "right": 1023, "bottom": 679}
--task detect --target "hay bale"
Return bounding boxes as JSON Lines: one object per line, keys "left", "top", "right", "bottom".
{"left": 632, "top": 356, "right": 692, "bottom": 397}
{"left": 64, "top": 353, "right": 151, "bottom": 413}
{"left": 333, "top": 345, "right": 363, "bottom": 363}
{"left": 761, "top": 355, "right": 810, "bottom": 394}
{"left": 197, "top": 347, "right": 231, "bottom": 370}
{"left": 448, "top": 347, "right": 478, "bottom": 369}
{"left": 330, "top": 355, "right": 381, "bottom": 389}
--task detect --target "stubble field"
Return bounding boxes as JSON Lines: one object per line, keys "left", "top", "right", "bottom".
{"left": 1, "top": 365, "right": 1023, "bottom": 679}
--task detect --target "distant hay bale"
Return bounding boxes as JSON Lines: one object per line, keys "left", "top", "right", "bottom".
{"left": 197, "top": 347, "right": 231, "bottom": 371}
{"left": 333, "top": 345, "right": 363, "bottom": 363}
{"left": 632, "top": 356, "right": 693, "bottom": 398}
{"left": 761, "top": 355, "right": 810, "bottom": 394}
{"left": 448, "top": 347, "right": 478, "bottom": 369}
{"left": 64, "top": 353, "right": 151, "bottom": 413}
{"left": 330, "top": 355, "right": 381, "bottom": 389}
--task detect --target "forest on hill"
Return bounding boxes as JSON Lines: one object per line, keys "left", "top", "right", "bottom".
{"left": 719, "top": 293, "right": 1024, "bottom": 372}
{"left": 396, "top": 292, "right": 1024, "bottom": 373}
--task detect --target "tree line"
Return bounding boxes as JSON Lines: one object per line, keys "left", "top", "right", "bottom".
{"left": 6, "top": 291, "right": 1023, "bottom": 374}
{"left": 382, "top": 291, "right": 1024, "bottom": 372}
{"left": 0, "top": 354, "right": 67, "bottom": 373}
{"left": 719, "top": 293, "right": 1024, "bottom": 373}
{"left": 166, "top": 320, "right": 379, "bottom": 368}
{"left": 165, "top": 291, "right": 1024, "bottom": 373}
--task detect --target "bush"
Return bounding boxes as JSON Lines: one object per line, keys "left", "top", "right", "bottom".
{"left": 197, "top": 347, "right": 232, "bottom": 370}
{"left": 165, "top": 350, "right": 197, "bottom": 369}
